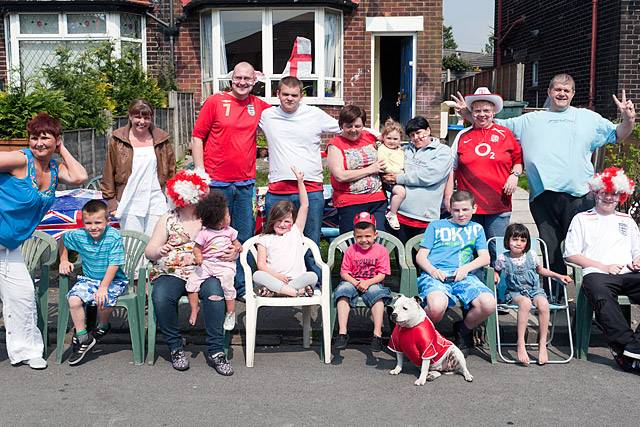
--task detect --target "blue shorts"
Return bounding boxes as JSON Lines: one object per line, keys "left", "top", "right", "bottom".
{"left": 334, "top": 281, "right": 392, "bottom": 308}
{"left": 417, "top": 271, "right": 492, "bottom": 309}
{"left": 67, "top": 275, "right": 128, "bottom": 308}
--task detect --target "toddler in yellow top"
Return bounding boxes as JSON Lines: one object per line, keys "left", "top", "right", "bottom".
{"left": 377, "top": 118, "right": 405, "bottom": 230}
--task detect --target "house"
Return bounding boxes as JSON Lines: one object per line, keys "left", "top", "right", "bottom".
{"left": 442, "top": 48, "right": 493, "bottom": 82}
{"left": 1, "top": 0, "right": 444, "bottom": 129}
{"left": 494, "top": 0, "right": 638, "bottom": 118}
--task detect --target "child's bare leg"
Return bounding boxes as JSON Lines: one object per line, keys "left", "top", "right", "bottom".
{"left": 513, "top": 295, "right": 532, "bottom": 365}
{"left": 187, "top": 292, "right": 200, "bottom": 326}
{"left": 389, "top": 185, "right": 406, "bottom": 214}
{"left": 533, "top": 295, "right": 550, "bottom": 365}
{"left": 464, "top": 293, "right": 496, "bottom": 328}
{"left": 370, "top": 300, "right": 384, "bottom": 337}
{"left": 69, "top": 296, "right": 87, "bottom": 332}
{"left": 337, "top": 297, "right": 351, "bottom": 334}
{"left": 225, "top": 299, "right": 235, "bottom": 315}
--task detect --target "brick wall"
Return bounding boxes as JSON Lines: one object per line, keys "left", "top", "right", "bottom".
{"left": 618, "top": 0, "right": 640, "bottom": 118}
{"left": 168, "top": 1, "right": 443, "bottom": 124}
{"left": 146, "top": 0, "right": 174, "bottom": 87}
{"left": 496, "top": 0, "right": 629, "bottom": 119}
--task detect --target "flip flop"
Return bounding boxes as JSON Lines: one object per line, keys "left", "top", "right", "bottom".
{"left": 258, "top": 286, "right": 275, "bottom": 297}
{"left": 304, "top": 285, "right": 315, "bottom": 297}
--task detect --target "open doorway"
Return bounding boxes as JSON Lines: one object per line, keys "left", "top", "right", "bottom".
{"left": 372, "top": 35, "right": 414, "bottom": 130}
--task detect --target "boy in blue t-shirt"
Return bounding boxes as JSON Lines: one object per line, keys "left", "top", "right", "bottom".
{"left": 416, "top": 190, "right": 496, "bottom": 354}
{"left": 59, "top": 199, "right": 128, "bottom": 365}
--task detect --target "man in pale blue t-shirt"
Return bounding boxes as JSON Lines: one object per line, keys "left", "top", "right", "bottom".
{"left": 454, "top": 74, "right": 636, "bottom": 274}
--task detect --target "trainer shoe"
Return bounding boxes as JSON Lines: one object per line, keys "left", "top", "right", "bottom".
{"left": 206, "top": 352, "right": 234, "bottom": 376}
{"left": 170, "top": 348, "right": 189, "bottom": 371}
{"left": 93, "top": 323, "right": 111, "bottom": 341}
{"left": 385, "top": 211, "right": 401, "bottom": 230}
{"left": 623, "top": 342, "right": 640, "bottom": 360}
{"left": 334, "top": 333, "right": 349, "bottom": 350}
{"left": 223, "top": 312, "right": 236, "bottom": 331}
{"left": 370, "top": 335, "right": 384, "bottom": 352}
{"left": 27, "top": 357, "right": 47, "bottom": 370}
{"left": 68, "top": 334, "right": 96, "bottom": 366}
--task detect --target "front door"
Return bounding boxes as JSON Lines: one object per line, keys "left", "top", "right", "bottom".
{"left": 398, "top": 37, "right": 413, "bottom": 127}
{"left": 376, "top": 35, "right": 414, "bottom": 129}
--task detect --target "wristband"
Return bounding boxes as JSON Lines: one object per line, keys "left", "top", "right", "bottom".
{"left": 510, "top": 170, "right": 522, "bottom": 177}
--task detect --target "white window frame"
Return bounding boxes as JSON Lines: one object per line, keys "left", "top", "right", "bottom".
{"left": 200, "top": 7, "right": 343, "bottom": 106}
{"left": 7, "top": 12, "right": 146, "bottom": 86}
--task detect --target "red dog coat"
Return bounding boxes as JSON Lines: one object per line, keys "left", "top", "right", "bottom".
{"left": 388, "top": 317, "right": 453, "bottom": 367}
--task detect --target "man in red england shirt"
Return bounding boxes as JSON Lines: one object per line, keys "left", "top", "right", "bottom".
{"left": 191, "top": 62, "right": 272, "bottom": 298}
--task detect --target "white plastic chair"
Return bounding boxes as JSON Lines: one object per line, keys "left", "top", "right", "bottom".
{"left": 490, "top": 236, "right": 573, "bottom": 364}
{"left": 241, "top": 235, "right": 332, "bottom": 367}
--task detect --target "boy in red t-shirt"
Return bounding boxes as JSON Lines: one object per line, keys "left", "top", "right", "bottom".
{"left": 334, "top": 212, "right": 392, "bottom": 352}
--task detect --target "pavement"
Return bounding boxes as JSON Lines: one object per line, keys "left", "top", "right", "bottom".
{"left": 1, "top": 342, "right": 639, "bottom": 426}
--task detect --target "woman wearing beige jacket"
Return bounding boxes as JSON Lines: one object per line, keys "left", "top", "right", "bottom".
{"left": 101, "top": 99, "right": 176, "bottom": 235}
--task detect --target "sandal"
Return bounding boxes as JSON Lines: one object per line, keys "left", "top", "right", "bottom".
{"left": 258, "top": 286, "right": 276, "bottom": 297}
{"left": 304, "top": 285, "right": 315, "bottom": 297}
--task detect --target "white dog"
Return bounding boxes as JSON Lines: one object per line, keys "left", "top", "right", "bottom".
{"left": 388, "top": 295, "right": 473, "bottom": 386}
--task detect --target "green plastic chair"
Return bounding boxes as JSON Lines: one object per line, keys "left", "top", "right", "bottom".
{"left": 56, "top": 230, "right": 148, "bottom": 365}
{"left": 83, "top": 175, "right": 103, "bottom": 191}
{"left": 326, "top": 231, "right": 412, "bottom": 344}
{"left": 404, "top": 233, "right": 498, "bottom": 364}
{"left": 568, "top": 261, "right": 633, "bottom": 360}
{"left": 21, "top": 230, "right": 58, "bottom": 357}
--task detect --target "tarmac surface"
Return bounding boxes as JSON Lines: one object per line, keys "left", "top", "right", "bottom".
{"left": 1, "top": 341, "right": 638, "bottom": 426}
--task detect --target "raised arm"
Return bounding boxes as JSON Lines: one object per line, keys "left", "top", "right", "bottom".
{"left": 451, "top": 91, "right": 473, "bottom": 123}
{"left": 57, "top": 139, "right": 88, "bottom": 185}
{"left": 292, "top": 166, "right": 309, "bottom": 231}
{"left": 0, "top": 150, "right": 27, "bottom": 173}
{"left": 613, "top": 90, "right": 636, "bottom": 142}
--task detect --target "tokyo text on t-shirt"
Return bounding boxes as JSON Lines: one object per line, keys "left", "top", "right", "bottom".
{"left": 420, "top": 219, "right": 488, "bottom": 272}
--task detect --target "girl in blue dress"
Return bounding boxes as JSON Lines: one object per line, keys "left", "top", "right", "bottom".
{"left": 0, "top": 113, "right": 87, "bottom": 369}
{"left": 494, "top": 223, "right": 572, "bottom": 365}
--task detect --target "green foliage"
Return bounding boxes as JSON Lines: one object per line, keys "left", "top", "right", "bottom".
{"left": 256, "top": 133, "right": 268, "bottom": 148}
{"left": 37, "top": 42, "right": 167, "bottom": 130}
{"left": 94, "top": 45, "right": 167, "bottom": 115}
{"left": 443, "top": 25, "right": 458, "bottom": 50}
{"left": 604, "top": 141, "right": 640, "bottom": 183}
{"left": 482, "top": 29, "right": 495, "bottom": 55}
{"left": 0, "top": 84, "right": 71, "bottom": 138}
{"left": 39, "top": 46, "right": 113, "bottom": 133}
{"left": 442, "top": 54, "right": 472, "bottom": 72}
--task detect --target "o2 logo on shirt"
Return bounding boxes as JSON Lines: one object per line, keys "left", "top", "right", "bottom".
{"left": 474, "top": 143, "right": 495, "bottom": 159}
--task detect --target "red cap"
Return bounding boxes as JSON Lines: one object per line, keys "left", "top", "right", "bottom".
{"left": 353, "top": 211, "right": 376, "bottom": 227}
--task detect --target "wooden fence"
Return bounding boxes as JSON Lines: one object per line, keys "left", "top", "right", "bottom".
{"left": 443, "top": 63, "right": 525, "bottom": 101}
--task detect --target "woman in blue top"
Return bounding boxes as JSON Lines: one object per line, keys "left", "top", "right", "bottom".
{"left": 0, "top": 113, "right": 87, "bottom": 369}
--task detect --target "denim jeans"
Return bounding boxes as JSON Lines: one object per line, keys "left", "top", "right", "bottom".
{"left": 216, "top": 183, "right": 255, "bottom": 297}
{"left": 337, "top": 200, "right": 387, "bottom": 234}
{"left": 472, "top": 212, "right": 511, "bottom": 265}
{"left": 151, "top": 275, "right": 225, "bottom": 355}
{"left": 266, "top": 190, "right": 324, "bottom": 280}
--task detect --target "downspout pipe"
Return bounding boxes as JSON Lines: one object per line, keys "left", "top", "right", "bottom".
{"left": 588, "top": 0, "right": 598, "bottom": 110}
{"left": 496, "top": 0, "right": 502, "bottom": 68}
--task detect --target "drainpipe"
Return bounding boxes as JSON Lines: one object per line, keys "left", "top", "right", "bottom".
{"left": 588, "top": 0, "right": 598, "bottom": 110}
{"left": 496, "top": 0, "right": 502, "bottom": 68}
{"left": 169, "top": 0, "right": 175, "bottom": 73}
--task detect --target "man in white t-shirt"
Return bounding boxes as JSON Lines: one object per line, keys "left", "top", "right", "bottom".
{"left": 564, "top": 167, "right": 640, "bottom": 373}
{"left": 259, "top": 76, "right": 341, "bottom": 265}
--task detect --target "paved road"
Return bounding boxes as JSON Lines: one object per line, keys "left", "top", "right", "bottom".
{"left": 1, "top": 342, "right": 638, "bottom": 426}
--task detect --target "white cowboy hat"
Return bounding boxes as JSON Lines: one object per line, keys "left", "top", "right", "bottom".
{"left": 465, "top": 87, "right": 504, "bottom": 114}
